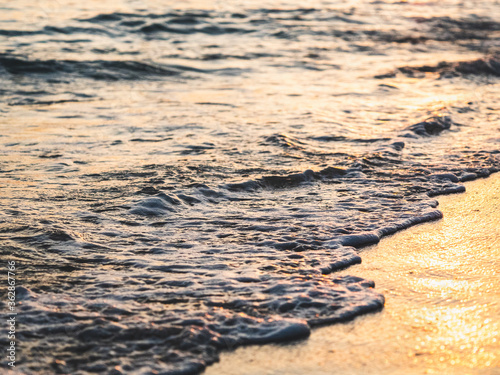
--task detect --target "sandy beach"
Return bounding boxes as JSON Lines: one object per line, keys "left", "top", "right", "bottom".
{"left": 207, "top": 173, "right": 500, "bottom": 375}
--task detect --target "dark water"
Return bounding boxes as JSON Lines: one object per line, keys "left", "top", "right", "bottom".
{"left": 1, "top": 0, "right": 499, "bottom": 374}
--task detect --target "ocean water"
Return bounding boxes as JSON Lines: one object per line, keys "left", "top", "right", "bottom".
{"left": 0, "top": 0, "right": 499, "bottom": 374}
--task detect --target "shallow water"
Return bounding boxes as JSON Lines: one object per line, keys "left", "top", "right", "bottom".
{"left": 0, "top": 0, "right": 499, "bottom": 374}
{"left": 207, "top": 172, "right": 500, "bottom": 375}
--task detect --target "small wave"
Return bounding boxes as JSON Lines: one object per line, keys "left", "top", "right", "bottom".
{"left": 418, "top": 16, "right": 500, "bottom": 41}
{"left": 0, "top": 54, "right": 247, "bottom": 81}
{"left": 402, "top": 116, "right": 455, "bottom": 137}
{"left": 0, "top": 29, "right": 39, "bottom": 36}
{"left": 224, "top": 166, "right": 347, "bottom": 192}
{"left": 139, "top": 22, "right": 253, "bottom": 35}
{"left": 130, "top": 191, "right": 208, "bottom": 216}
{"left": 377, "top": 56, "right": 500, "bottom": 79}
{"left": 43, "top": 25, "right": 115, "bottom": 36}
{"left": 263, "top": 134, "right": 307, "bottom": 150}
{"left": 79, "top": 10, "right": 255, "bottom": 36}
{"left": 310, "top": 135, "right": 392, "bottom": 143}
{"left": 8, "top": 98, "right": 90, "bottom": 106}
{"left": 0, "top": 54, "right": 179, "bottom": 80}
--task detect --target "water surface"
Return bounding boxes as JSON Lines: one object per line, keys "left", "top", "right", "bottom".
{"left": 0, "top": 0, "right": 499, "bottom": 374}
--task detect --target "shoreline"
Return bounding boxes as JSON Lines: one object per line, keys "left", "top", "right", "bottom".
{"left": 205, "top": 173, "right": 500, "bottom": 375}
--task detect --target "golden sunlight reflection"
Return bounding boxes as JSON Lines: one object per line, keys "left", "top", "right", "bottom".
{"left": 207, "top": 174, "right": 500, "bottom": 374}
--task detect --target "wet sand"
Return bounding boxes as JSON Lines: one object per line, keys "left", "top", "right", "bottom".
{"left": 206, "top": 173, "right": 500, "bottom": 375}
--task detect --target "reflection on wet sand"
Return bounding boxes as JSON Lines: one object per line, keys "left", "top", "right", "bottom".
{"left": 207, "top": 173, "right": 500, "bottom": 375}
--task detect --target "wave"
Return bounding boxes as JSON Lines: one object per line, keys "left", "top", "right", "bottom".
{"left": 376, "top": 56, "right": 500, "bottom": 79}
{"left": 402, "top": 116, "right": 455, "bottom": 137}
{"left": 0, "top": 54, "right": 248, "bottom": 81}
